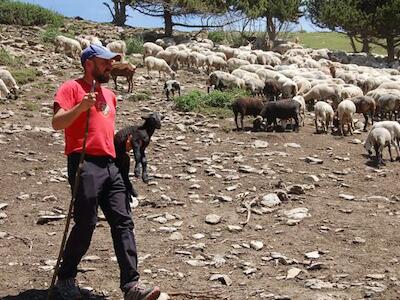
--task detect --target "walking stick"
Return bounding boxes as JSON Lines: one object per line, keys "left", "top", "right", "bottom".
{"left": 47, "top": 80, "right": 96, "bottom": 300}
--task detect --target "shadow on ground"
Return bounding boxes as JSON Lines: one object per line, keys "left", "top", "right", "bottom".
{"left": 1, "top": 289, "right": 109, "bottom": 300}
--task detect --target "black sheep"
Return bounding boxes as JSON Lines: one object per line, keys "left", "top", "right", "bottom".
{"left": 263, "top": 79, "right": 281, "bottom": 101}
{"left": 255, "top": 99, "right": 300, "bottom": 132}
{"left": 114, "top": 112, "right": 162, "bottom": 197}
{"left": 231, "top": 96, "right": 264, "bottom": 131}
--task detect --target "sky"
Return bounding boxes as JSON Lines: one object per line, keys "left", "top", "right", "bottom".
{"left": 22, "top": 0, "right": 319, "bottom": 32}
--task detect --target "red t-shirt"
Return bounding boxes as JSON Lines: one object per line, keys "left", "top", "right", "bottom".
{"left": 54, "top": 79, "right": 117, "bottom": 158}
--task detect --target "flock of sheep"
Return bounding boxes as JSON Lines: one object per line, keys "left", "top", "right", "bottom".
{"left": 4, "top": 32, "right": 400, "bottom": 166}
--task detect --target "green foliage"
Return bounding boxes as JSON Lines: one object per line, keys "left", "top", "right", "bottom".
{"left": 126, "top": 36, "right": 144, "bottom": 55}
{"left": 128, "top": 90, "right": 151, "bottom": 101}
{"left": 0, "top": 0, "right": 64, "bottom": 26}
{"left": 41, "top": 26, "right": 62, "bottom": 43}
{"left": 208, "top": 31, "right": 226, "bottom": 44}
{"left": 174, "top": 89, "right": 249, "bottom": 114}
{"left": 23, "top": 101, "right": 39, "bottom": 111}
{"left": 9, "top": 67, "right": 40, "bottom": 85}
{"left": 0, "top": 47, "right": 17, "bottom": 66}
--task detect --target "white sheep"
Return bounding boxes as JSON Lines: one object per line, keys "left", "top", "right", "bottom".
{"left": 0, "top": 78, "right": 12, "bottom": 99}
{"left": 143, "top": 42, "right": 164, "bottom": 60}
{"left": 87, "top": 36, "right": 103, "bottom": 46}
{"left": 314, "top": 101, "right": 334, "bottom": 133}
{"left": 188, "top": 52, "right": 206, "bottom": 69}
{"left": 336, "top": 99, "right": 356, "bottom": 135}
{"left": 156, "top": 50, "right": 178, "bottom": 67}
{"left": 369, "top": 121, "right": 400, "bottom": 153}
{"left": 302, "top": 84, "right": 342, "bottom": 109}
{"left": 293, "top": 95, "right": 306, "bottom": 126}
{"left": 227, "top": 58, "right": 250, "bottom": 71}
{"left": 364, "top": 127, "right": 397, "bottom": 165}
{"left": 106, "top": 40, "right": 127, "bottom": 55}
{"left": 206, "top": 55, "right": 227, "bottom": 72}
{"left": 54, "top": 35, "right": 82, "bottom": 58}
{"left": 144, "top": 56, "right": 176, "bottom": 79}
{"left": 0, "top": 69, "right": 19, "bottom": 95}
{"left": 76, "top": 36, "right": 90, "bottom": 49}
{"left": 207, "top": 71, "right": 245, "bottom": 92}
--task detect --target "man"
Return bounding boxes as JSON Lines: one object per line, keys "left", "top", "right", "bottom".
{"left": 52, "top": 44, "right": 161, "bottom": 300}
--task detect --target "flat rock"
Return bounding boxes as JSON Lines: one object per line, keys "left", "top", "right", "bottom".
{"left": 253, "top": 140, "right": 269, "bottom": 148}
{"left": 305, "top": 279, "right": 334, "bottom": 290}
{"left": 215, "top": 195, "right": 232, "bottom": 202}
{"left": 37, "top": 214, "right": 66, "bottom": 225}
{"left": 339, "top": 194, "right": 355, "bottom": 201}
{"left": 305, "top": 251, "right": 320, "bottom": 259}
{"left": 227, "top": 225, "right": 243, "bottom": 232}
{"left": 261, "top": 193, "right": 281, "bottom": 207}
{"left": 286, "top": 267, "right": 302, "bottom": 279}
{"left": 305, "top": 175, "right": 319, "bottom": 183}
{"left": 186, "top": 259, "right": 209, "bottom": 267}
{"left": 284, "top": 143, "right": 301, "bottom": 148}
{"left": 366, "top": 274, "right": 385, "bottom": 280}
{"left": 0, "top": 203, "right": 8, "bottom": 210}
{"left": 283, "top": 207, "right": 310, "bottom": 221}
{"left": 250, "top": 240, "right": 264, "bottom": 251}
{"left": 209, "top": 274, "right": 232, "bottom": 286}
{"left": 0, "top": 231, "right": 7, "bottom": 239}
{"left": 305, "top": 157, "right": 323, "bottom": 164}
{"left": 82, "top": 255, "right": 100, "bottom": 262}
{"left": 169, "top": 232, "right": 183, "bottom": 240}
{"left": 205, "top": 214, "right": 221, "bottom": 225}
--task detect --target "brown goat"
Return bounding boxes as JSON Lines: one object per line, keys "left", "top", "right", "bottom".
{"left": 111, "top": 62, "right": 136, "bottom": 93}
{"left": 232, "top": 96, "right": 264, "bottom": 130}
{"left": 350, "top": 95, "right": 376, "bottom": 131}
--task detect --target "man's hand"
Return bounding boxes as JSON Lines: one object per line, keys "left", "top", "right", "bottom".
{"left": 78, "top": 92, "right": 97, "bottom": 112}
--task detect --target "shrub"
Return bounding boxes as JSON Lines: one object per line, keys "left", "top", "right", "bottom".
{"left": 41, "top": 25, "right": 62, "bottom": 43}
{"left": 128, "top": 90, "right": 151, "bottom": 102}
{"left": 9, "top": 67, "right": 40, "bottom": 84}
{"left": 208, "top": 31, "right": 226, "bottom": 44}
{"left": 126, "top": 36, "right": 144, "bottom": 55}
{"left": 0, "top": 0, "right": 64, "bottom": 26}
{"left": 174, "top": 89, "right": 250, "bottom": 114}
{"left": 0, "top": 47, "right": 17, "bottom": 66}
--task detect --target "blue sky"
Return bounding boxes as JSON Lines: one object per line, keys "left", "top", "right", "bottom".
{"left": 23, "top": 0, "right": 318, "bottom": 32}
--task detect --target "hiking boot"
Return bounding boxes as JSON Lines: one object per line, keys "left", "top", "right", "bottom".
{"left": 55, "top": 278, "right": 82, "bottom": 300}
{"left": 124, "top": 283, "right": 160, "bottom": 300}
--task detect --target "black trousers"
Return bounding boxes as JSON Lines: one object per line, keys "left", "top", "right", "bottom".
{"left": 58, "top": 153, "right": 140, "bottom": 292}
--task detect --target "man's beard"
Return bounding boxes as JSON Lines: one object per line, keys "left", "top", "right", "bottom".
{"left": 94, "top": 73, "right": 110, "bottom": 83}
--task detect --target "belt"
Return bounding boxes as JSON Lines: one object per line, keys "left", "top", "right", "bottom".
{"left": 68, "top": 152, "right": 114, "bottom": 163}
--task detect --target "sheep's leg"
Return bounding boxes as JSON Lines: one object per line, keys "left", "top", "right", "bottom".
{"left": 116, "top": 153, "right": 138, "bottom": 197}
{"left": 294, "top": 115, "right": 299, "bottom": 132}
{"left": 234, "top": 113, "right": 239, "bottom": 130}
{"left": 363, "top": 113, "right": 368, "bottom": 131}
{"left": 133, "top": 140, "right": 142, "bottom": 178}
{"left": 240, "top": 114, "right": 245, "bottom": 131}
{"left": 388, "top": 143, "right": 394, "bottom": 162}
{"left": 113, "top": 76, "right": 118, "bottom": 91}
{"left": 141, "top": 149, "right": 150, "bottom": 183}
{"left": 314, "top": 117, "right": 319, "bottom": 133}
{"left": 392, "top": 140, "right": 400, "bottom": 160}
{"left": 178, "top": 88, "right": 181, "bottom": 97}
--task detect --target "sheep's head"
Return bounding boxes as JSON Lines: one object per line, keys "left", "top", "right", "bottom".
{"left": 253, "top": 116, "right": 264, "bottom": 132}
{"left": 142, "top": 112, "right": 163, "bottom": 129}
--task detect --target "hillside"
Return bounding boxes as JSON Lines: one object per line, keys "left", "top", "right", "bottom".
{"left": 0, "top": 17, "right": 399, "bottom": 300}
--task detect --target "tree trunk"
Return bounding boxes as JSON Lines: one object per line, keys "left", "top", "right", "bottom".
{"left": 164, "top": 7, "right": 173, "bottom": 37}
{"left": 112, "top": 1, "right": 127, "bottom": 26}
{"left": 361, "top": 35, "right": 370, "bottom": 53}
{"left": 266, "top": 15, "right": 277, "bottom": 47}
{"left": 387, "top": 36, "right": 395, "bottom": 61}
{"left": 347, "top": 33, "right": 357, "bottom": 53}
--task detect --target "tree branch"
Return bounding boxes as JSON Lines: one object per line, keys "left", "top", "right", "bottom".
{"left": 134, "top": 6, "right": 165, "bottom": 17}
{"left": 103, "top": 2, "right": 115, "bottom": 19}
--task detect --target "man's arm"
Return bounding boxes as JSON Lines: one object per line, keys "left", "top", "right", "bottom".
{"left": 52, "top": 92, "right": 97, "bottom": 130}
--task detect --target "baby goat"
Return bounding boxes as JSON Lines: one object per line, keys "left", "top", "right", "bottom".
{"left": 164, "top": 80, "right": 181, "bottom": 100}
{"left": 110, "top": 62, "right": 136, "bottom": 93}
{"left": 114, "top": 113, "right": 162, "bottom": 197}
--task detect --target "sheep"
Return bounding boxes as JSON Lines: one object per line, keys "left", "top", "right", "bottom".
{"left": 280, "top": 79, "right": 298, "bottom": 98}
{"left": 339, "top": 84, "right": 364, "bottom": 99}
{"left": 205, "top": 55, "right": 227, "bottom": 72}
{"left": 244, "top": 78, "right": 265, "bottom": 97}
{"left": 143, "top": 42, "right": 164, "bottom": 60}
{"left": 207, "top": 71, "right": 244, "bottom": 92}
{"left": 87, "top": 36, "right": 102, "bottom": 46}
{"left": 349, "top": 95, "right": 376, "bottom": 131}
{"left": 0, "top": 78, "right": 14, "bottom": 99}
{"left": 110, "top": 62, "right": 136, "bottom": 93}
{"left": 164, "top": 80, "right": 181, "bottom": 100}
{"left": 293, "top": 95, "right": 306, "bottom": 126}
{"left": 335, "top": 99, "right": 356, "bottom": 135}
{"left": 231, "top": 97, "right": 264, "bottom": 130}
{"left": 106, "top": 40, "right": 127, "bottom": 57}
{"left": 0, "top": 69, "right": 19, "bottom": 96}
{"left": 144, "top": 56, "right": 176, "bottom": 79}
{"left": 54, "top": 35, "right": 82, "bottom": 58}
{"left": 188, "top": 52, "right": 206, "bottom": 69}
{"left": 314, "top": 101, "right": 334, "bottom": 134}
{"left": 364, "top": 127, "right": 396, "bottom": 165}
{"left": 255, "top": 99, "right": 301, "bottom": 132}
{"left": 156, "top": 50, "right": 178, "bottom": 67}
{"left": 263, "top": 79, "right": 281, "bottom": 101}
{"left": 377, "top": 82, "right": 400, "bottom": 90}
{"left": 302, "top": 84, "right": 342, "bottom": 109}
{"left": 216, "top": 45, "right": 236, "bottom": 60}
{"left": 227, "top": 58, "right": 250, "bottom": 71}
{"left": 175, "top": 50, "right": 191, "bottom": 69}
{"left": 76, "top": 36, "right": 90, "bottom": 49}
{"left": 114, "top": 112, "right": 162, "bottom": 193}
{"left": 375, "top": 94, "right": 400, "bottom": 120}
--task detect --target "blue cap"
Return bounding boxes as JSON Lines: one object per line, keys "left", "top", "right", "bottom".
{"left": 80, "top": 44, "right": 121, "bottom": 66}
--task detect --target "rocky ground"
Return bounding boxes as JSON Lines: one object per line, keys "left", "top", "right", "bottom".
{"left": 0, "top": 21, "right": 400, "bottom": 300}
